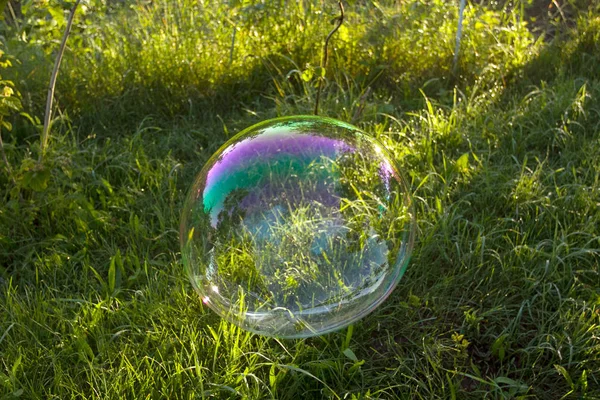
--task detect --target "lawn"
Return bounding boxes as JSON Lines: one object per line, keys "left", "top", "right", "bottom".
{"left": 0, "top": 0, "right": 599, "bottom": 398}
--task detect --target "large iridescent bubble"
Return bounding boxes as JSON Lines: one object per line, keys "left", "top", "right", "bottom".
{"left": 180, "top": 116, "right": 415, "bottom": 338}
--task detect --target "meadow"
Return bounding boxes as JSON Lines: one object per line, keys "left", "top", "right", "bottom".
{"left": 0, "top": 0, "right": 599, "bottom": 398}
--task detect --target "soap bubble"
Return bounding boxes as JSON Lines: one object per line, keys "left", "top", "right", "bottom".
{"left": 180, "top": 116, "right": 415, "bottom": 338}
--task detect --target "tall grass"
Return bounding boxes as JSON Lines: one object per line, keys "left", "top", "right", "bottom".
{"left": 0, "top": 0, "right": 599, "bottom": 398}
{"left": 5, "top": 0, "right": 538, "bottom": 129}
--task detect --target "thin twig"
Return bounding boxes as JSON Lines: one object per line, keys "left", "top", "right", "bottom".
{"left": 39, "top": 0, "right": 80, "bottom": 161}
{"left": 314, "top": 1, "right": 344, "bottom": 116}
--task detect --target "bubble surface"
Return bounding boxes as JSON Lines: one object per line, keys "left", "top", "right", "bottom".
{"left": 180, "top": 116, "right": 415, "bottom": 338}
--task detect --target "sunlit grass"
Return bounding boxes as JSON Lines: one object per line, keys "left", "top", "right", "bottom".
{"left": 0, "top": 0, "right": 599, "bottom": 398}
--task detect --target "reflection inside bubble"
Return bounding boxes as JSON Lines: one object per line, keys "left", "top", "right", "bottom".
{"left": 181, "top": 116, "right": 415, "bottom": 338}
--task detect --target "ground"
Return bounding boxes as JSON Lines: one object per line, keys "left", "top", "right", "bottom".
{"left": 0, "top": 0, "right": 599, "bottom": 398}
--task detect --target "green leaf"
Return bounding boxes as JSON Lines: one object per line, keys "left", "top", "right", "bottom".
{"left": 579, "top": 369, "right": 588, "bottom": 393}
{"left": 494, "top": 377, "right": 519, "bottom": 386}
{"left": 269, "top": 364, "right": 277, "bottom": 388}
{"left": 87, "top": 265, "right": 105, "bottom": 287}
{"left": 48, "top": 6, "right": 66, "bottom": 27}
{"left": 493, "top": 377, "right": 529, "bottom": 393}
{"left": 11, "top": 354, "right": 22, "bottom": 377}
{"left": 3, "top": 96, "right": 23, "bottom": 112}
{"left": 315, "top": 66, "right": 326, "bottom": 78}
{"left": 1, "top": 85, "right": 14, "bottom": 97}
{"left": 101, "top": 178, "right": 113, "bottom": 194}
{"left": 342, "top": 324, "right": 354, "bottom": 349}
{"left": 554, "top": 364, "right": 574, "bottom": 388}
{"left": 408, "top": 294, "right": 421, "bottom": 307}
{"left": 301, "top": 68, "right": 313, "bottom": 82}
{"left": 348, "top": 359, "right": 365, "bottom": 375}
{"left": 108, "top": 257, "right": 116, "bottom": 294}
{"left": 20, "top": 112, "right": 40, "bottom": 126}
{"left": 108, "top": 250, "right": 122, "bottom": 294}
{"left": 343, "top": 348, "right": 358, "bottom": 362}
{"left": 456, "top": 153, "right": 470, "bottom": 174}
{"left": 22, "top": 167, "right": 51, "bottom": 192}
{"left": 491, "top": 334, "right": 507, "bottom": 362}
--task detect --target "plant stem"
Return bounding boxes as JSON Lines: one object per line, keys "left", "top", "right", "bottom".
{"left": 453, "top": 0, "right": 466, "bottom": 74}
{"left": 229, "top": 26, "right": 237, "bottom": 68}
{"left": 0, "top": 126, "right": 16, "bottom": 185}
{"left": 351, "top": 87, "right": 371, "bottom": 123}
{"left": 39, "top": 0, "right": 80, "bottom": 162}
{"left": 6, "top": 1, "right": 20, "bottom": 30}
{"left": 314, "top": 1, "right": 344, "bottom": 116}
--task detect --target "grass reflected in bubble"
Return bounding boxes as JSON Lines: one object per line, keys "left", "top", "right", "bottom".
{"left": 181, "top": 116, "right": 415, "bottom": 338}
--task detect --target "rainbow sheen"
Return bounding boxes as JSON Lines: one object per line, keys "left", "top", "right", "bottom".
{"left": 180, "top": 116, "right": 415, "bottom": 338}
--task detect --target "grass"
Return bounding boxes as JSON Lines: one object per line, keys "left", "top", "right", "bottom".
{"left": 180, "top": 117, "right": 415, "bottom": 338}
{"left": 1, "top": 0, "right": 599, "bottom": 398}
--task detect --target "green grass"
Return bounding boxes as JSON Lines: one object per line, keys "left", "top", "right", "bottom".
{"left": 1, "top": 0, "right": 599, "bottom": 398}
